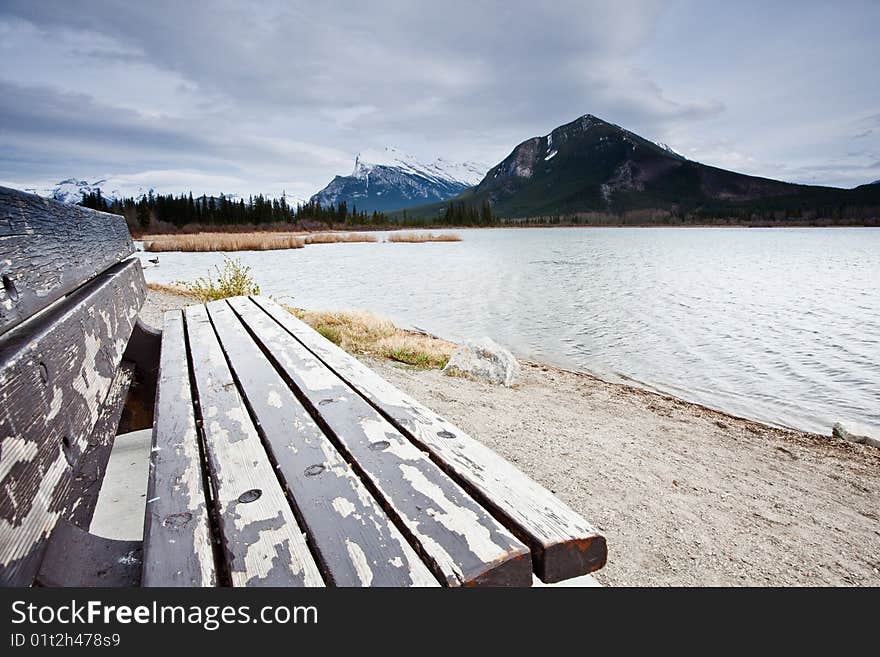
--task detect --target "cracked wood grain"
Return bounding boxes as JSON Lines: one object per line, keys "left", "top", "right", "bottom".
{"left": 229, "top": 296, "right": 532, "bottom": 587}
{"left": 0, "top": 186, "right": 134, "bottom": 337}
{"left": 251, "top": 295, "right": 607, "bottom": 583}
{"left": 142, "top": 310, "right": 216, "bottom": 587}
{"left": 66, "top": 362, "right": 134, "bottom": 531}
{"left": 207, "top": 299, "right": 438, "bottom": 587}
{"left": 184, "top": 304, "right": 324, "bottom": 587}
{"left": 0, "top": 259, "right": 145, "bottom": 586}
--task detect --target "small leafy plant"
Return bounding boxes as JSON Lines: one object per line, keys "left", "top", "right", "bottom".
{"left": 175, "top": 257, "right": 261, "bottom": 302}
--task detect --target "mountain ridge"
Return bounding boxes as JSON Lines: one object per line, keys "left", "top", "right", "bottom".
{"left": 26, "top": 177, "right": 307, "bottom": 208}
{"left": 400, "top": 113, "right": 880, "bottom": 222}
{"left": 310, "top": 147, "right": 487, "bottom": 212}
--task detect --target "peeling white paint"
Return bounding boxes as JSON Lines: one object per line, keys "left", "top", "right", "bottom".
{"left": 400, "top": 463, "right": 505, "bottom": 563}
{"left": 332, "top": 496, "right": 356, "bottom": 518}
{"left": 345, "top": 539, "right": 373, "bottom": 586}
{"left": 267, "top": 389, "right": 283, "bottom": 408}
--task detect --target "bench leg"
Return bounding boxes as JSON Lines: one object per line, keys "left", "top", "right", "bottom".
{"left": 35, "top": 520, "right": 142, "bottom": 587}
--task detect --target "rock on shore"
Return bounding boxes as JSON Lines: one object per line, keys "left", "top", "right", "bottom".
{"left": 833, "top": 422, "right": 880, "bottom": 448}
{"left": 442, "top": 338, "right": 520, "bottom": 386}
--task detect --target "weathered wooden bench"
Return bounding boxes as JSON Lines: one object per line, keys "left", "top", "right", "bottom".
{"left": 0, "top": 186, "right": 159, "bottom": 586}
{"left": 1, "top": 186, "right": 607, "bottom": 587}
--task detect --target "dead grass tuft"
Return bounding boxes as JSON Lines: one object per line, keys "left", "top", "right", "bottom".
{"left": 387, "top": 232, "right": 462, "bottom": 243}
{"left": 146, "top": 282, "right": 200, "bottom": 299}
{"left": 286, "top": 307, "right": 455, "bottom": 369}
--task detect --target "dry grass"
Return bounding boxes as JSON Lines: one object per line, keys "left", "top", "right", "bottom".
{"left": 387, "top": 232, "right": 462, "bottom": 243}
{"left": 171, "top": 257, "right": 261, "bottom": 302}
{"left": 287, "top": 307, "right": 455, "bottom": 369}
{"left": 304, "top": 233, "right": 378, "bottom": 244}
{"left": 143, "top": 232, "right": 305, "bottom": 252}
{"left": 146, "top": 282, "right": 200, "bottom": 299}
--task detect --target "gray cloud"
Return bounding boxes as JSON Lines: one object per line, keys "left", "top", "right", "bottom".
{"left": 0, "top": 1, "right": 878, "bottom": 194}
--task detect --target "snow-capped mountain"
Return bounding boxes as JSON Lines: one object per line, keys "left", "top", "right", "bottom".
{"left": 25, "top": 178, "right": 155, "bottom": 204}
{"left": 310, "top": 147, "right": 487, "bottom": 212}
{"left": 22, "top": 177, "right": 300, "bottom": 206}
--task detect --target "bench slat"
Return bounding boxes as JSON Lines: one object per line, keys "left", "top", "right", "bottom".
{"left": 252, "top": 296, "right": 607, "bottom": 583}
{"left": 228, "top": 297, "right": 532, "bottom": 587}
{"left": 184, "top": 305, "right": 324, "bottom": 587}
{"left": 207, "top": 300, "right": 438, "bottom": 587}
{"left": 0, "top": 186, "right": 135, "bottom": 337}
{"left": 0, "top": 259, "right": 145, "bottom": 586}
{"left": 142, "top": 310, "right": 216, "bottom": 587}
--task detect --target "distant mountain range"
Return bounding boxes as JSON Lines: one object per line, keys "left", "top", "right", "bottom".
{"left": 310, "top": 147, "right": 487, "bottom": 212}
{"left": 22, "top": 119, "right": 880, "bottom": 224}
{"left": 415, "top": 113, "right": 880, "bottom": 220}
{"left": 24, "top": 178, "right": 306, "bottom": 207}
{"left": 24, "top": 178, "right": 151, "bottom": 205}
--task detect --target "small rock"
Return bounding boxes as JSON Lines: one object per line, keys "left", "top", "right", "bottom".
{"left": 442, "top": 337, "right": 520, "bottom": 386}
{"left": 832, "top": 422, "right": 880, "bottom": 448}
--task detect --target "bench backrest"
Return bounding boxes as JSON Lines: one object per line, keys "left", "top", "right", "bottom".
{"left": 0, "top": 186, "right": 147, "bottom": 586}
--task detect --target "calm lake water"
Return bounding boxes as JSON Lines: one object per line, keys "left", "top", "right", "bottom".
{"left": 139, "top": 227, "right": 880, "bottom": 435}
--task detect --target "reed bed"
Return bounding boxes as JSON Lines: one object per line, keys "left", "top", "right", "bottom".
{"left": 304, "top": 233, "right": 378, "bottom": 244}
{"left": 143, "top": 232, "right": 305, "bottom": 252}
{"left": 387, "top": 232, "right": 462, "bottom": 243}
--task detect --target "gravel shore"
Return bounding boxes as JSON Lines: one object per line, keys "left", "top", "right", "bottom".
{"left": 142, "top": 289, "right": 880, "bottom": 586}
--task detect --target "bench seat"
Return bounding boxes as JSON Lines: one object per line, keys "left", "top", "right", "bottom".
{"left": 143, "top": 296, "right": 607, "bottom": 587}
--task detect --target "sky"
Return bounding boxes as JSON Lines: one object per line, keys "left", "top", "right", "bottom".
{"left": 0, "top": 0, "right": 878, "bottom": 199}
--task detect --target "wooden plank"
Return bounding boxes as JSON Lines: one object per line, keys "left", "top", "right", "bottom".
{"left": 252, "top": 295, "right": 607, "bottom": 583}
{"left": 184, "top": 304, "right": 324, "bottom": 587}
{"left": 0, "top": 186, "right": 135, "bottom": 337}
{"left": 0, "top": 258, "right": 145, "bottom": 586}
{"left": 207, "top": 300, "right": 437, "bottom": 587}
{"left": 228, "top": 296, "right": 532, "bottom": 587}
{"left": 141, "top": 310, "right": 216, "bottom": 587}
{"left": 66, "top": 362, "right": 135, "bottom": 530}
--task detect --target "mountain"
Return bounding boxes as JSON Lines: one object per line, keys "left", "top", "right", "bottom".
{"left": 310, "top": 147, "right": 487, "bottom": 212}
{"left": 420, "top": 113, "right": 880, "bottom": 221}
{"left": 24, "top": 178, "right": 305, "bottom": 206}
{"left": 24, "top": 178, "right": 138, "bottom": 204}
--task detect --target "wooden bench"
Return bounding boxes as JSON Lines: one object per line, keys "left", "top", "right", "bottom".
{"left": 0, "top": 186, "right": 159, "bottom": 586}
{"left": 0, "top": 186, "right": 607, "bottom": 587}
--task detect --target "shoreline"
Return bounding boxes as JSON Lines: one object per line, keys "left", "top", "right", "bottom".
{"left": 134, "top": 223, "right": 880, "bottom": 241}
{"left": 140, "top": 288, "right": 880, "bottom": 586}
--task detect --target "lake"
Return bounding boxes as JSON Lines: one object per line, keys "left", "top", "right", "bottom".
{"left": 139, "top": 227, "right": 880, "bottom": 435}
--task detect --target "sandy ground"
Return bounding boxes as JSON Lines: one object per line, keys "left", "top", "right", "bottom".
{"left": 141, "top": 289, "right": 880, "bottom": 587}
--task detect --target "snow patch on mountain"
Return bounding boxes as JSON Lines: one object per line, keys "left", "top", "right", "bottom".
{"left": 21, "top": 177, "right": 308, "bottom": 207}
{"left": 654, "top": 141, "right": 686, "bottom": 160}
{"left": 310, "top": 147, "right": 489, "bottom": 212}
{"left": 351, "top": 147, "right": 486, "bottom": 186}
{"left": 24, "top": 178, "right": 145, "bottom": 204}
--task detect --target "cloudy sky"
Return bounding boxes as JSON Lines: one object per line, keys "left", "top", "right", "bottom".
{"left": 1, "top": 0, "right": 878, "bottom": 199}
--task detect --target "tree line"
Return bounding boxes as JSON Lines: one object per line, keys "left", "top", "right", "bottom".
{"left": 79, "top": 190, "right": 497, "bottom": 232}
{"left": 80, "top": 191, "right": 390, "bottom": 232}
